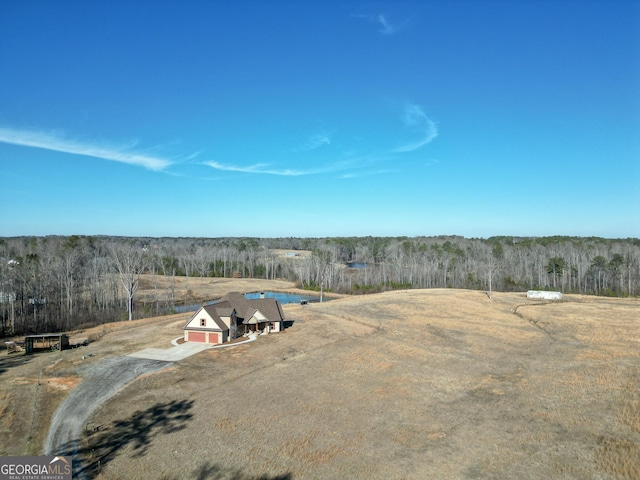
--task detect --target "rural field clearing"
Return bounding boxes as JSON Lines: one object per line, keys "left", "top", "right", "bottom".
{"left": 1, "top": 286, "right": 639, "bottom": 479}
{"left": 135, "top": 275, "right": 328, "bottom": 308}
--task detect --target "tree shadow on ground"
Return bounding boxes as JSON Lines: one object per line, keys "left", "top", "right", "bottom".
{"left": 67, "top": 398, "right": 194, "bottom": 478}
{"left": 0, "top": 351, "right": 33, "bottom": 376}
{"left": 163, "top": 461, "right": 293, "bottom": 480}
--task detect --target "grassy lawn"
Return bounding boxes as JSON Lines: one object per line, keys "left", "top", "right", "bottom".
{"left": 1, "top": 286, "right": 638, "bottom": 479}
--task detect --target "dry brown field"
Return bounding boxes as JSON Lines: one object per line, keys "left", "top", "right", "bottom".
{"left": 1, "top": 284, "right": 639, "bottom": 479}
{"left": 135, "top": 275, "right": 312, "bottom": 306}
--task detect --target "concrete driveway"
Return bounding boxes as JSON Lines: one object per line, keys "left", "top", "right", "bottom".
{"left": 127, "top": 342, "right": 210, "bottom": 361}
{"left": 128, "top": 334, "right": 256, "bottom": 361}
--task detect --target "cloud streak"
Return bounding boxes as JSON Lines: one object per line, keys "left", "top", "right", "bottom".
{"left": 205, "top": 103, "right": 438, "bottom": 179}
{"left": 205, "top": 154, "right": 367, "bottom": 178}
{"left": 392, "top": 104, "right": 438, "bottom": 153}
{"left": 353, "top": 13, "right": 406, "bottom": 35}
{"left": 293, "top": 133, "right": 331, "bottom": 152}
{"left": 205, "top": 161, "right": 308, "bottom": 176}
{"left": 340, "top": 168, "right": 392, "bottom": 179}
{"left": 0, "top": 127, "right": 172, "bottom": 171}
{"left": 305, "top": 133, "right": 331, "bottom": 150}
{"left": 377, "top": 15, "right": 396, "bottom": 35}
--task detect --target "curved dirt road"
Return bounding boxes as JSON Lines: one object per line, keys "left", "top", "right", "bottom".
{"left": 44, "top": 340, "right": 248, "bottom": 477}
{"left": 44, "top": 356, "right": 170, "bottom": 476}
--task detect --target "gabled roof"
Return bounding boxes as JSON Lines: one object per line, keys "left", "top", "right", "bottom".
{"left": 202, "top": 304, "right": 233, "bottom": 330}
{"left": 218, "top": 292, "right": 254, "bottom": 319}
{"left": 242, "top": 308, "right": 261, "bottom": 325}
{"left": 184, "top": 304, "right": 229, "bottom": 331}
{"left": 250, "top": 298, "right": 286, "bottom": 322}
{"left": 217, "top": 292, "right": 285, "bottom": 323}
{"left": 184, "top": 292, "right": 285, "bottom": 331}
{"left": 214, "top": 306, "right": 235, "bottom": 317}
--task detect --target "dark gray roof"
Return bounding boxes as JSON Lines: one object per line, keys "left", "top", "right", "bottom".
{"left": 250, "top": 298, "right": 286, "bottom": 322}
{"left": 185, "top": 304, "right": 229, "bottom": 331}
{"left": 218, "top": 292, "right": 285, "bottom": 323}
{"left": 218, "top": 292, "right": 254, "bottom": 319}
{"left": 25, "top": 333, "right": 69, "bottom": 339}
{"left": 215, "top": 306, "right": 235, "bottom": 317}
{"left": 185, "top": 292, "right": 286, "bottom": 331}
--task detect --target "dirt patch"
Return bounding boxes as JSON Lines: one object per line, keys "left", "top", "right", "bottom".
{"left": 44, "top": 377, "right": 81, "bottom": 391}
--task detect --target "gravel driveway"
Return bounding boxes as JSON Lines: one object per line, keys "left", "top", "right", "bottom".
{"left": 44, "top": 356, "right": 171, "bottom": 477}
{"left": 44, "top": 340, "right": 254, "bottom": 478}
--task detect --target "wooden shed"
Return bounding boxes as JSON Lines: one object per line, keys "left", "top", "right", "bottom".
{"left": 24, "top": 333, "right": 69, "bottom": 354}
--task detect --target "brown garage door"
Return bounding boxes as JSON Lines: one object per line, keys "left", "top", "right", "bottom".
{"left": 189, "top": 331, "right": 206, "bottom": 342}
{"left": 208, "top": 333, "right": 219, "bottom": 344}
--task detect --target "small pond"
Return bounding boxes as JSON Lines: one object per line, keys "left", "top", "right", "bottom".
{"left": 346, "top": 262, "right": 368, "bottom": 269}
{"left": 172, "top": 291, "right": 323, "bottom": 314}
{"left": 244, "top": 291, "right": 320, "bottom": 304}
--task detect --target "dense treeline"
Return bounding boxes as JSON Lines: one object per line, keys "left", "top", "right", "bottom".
{"left": 1, "top": 235, "right": 638, "bottom": 336}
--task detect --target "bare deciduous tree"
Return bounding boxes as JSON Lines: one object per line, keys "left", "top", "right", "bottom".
{"left": 111, "top": 243, "right": 146, "bottom": 321}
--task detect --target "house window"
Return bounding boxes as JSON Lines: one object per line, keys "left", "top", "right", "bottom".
{"left": 200, "top": 318, "right": 206, "bottom": 327}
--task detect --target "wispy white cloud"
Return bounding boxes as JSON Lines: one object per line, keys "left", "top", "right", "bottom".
{"left": 293, "top": 133, "right": 331, "bottom": 152}
{"left": 205, "top": 154, "right": 367, "bottom": 177}
{"left": 353, "top": 13, "right": 407, "bottom": 35}
{"left": 205, "top": 105, "right": 438, "bottom": 180}
{"left": 205, "top": 103, "right": 438, "bottom": 179}
{"left": 392, "top": 104, "right": 438, "bottom": 153}
{"left": 205, "top": 161, "right": 308, "bottom": 176}
{"left": 183, "top": 151, "right": 202, "bottom": 162}
{"left": 377, "top": 15, "right": 396, "bottom": 35}
{"left": 0, "top": 127, "right": 172, "bottom": 171}
{"left": 424, "top": 159, "right": 440, "bottom": 167}
{"left": 306, "top": 134, "right": 331, "bottom": 150}
{"left": 340, "top": 168, "right": 393, "bottom": 179}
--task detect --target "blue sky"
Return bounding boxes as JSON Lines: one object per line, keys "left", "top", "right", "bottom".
{"left": 1, "top": 1, "right": 638, "bottom": 238}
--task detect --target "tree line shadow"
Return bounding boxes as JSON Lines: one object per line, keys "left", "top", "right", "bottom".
{"left": 59, "top": 398, "right": 293, "bottom": 480}
{"left": 61, "top": 398, "right": 194, "bottom": 478}
{"left": 163, "top": 463, "right": 293, "bottom": 480}
{"left": 0, "top": 350, "right": 33, "bottom": 376}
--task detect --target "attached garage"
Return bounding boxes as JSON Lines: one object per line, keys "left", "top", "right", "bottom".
{"left": 183, "top": 305, "right": 230, "bottom": 345}
{"left": 183, "top": 292, "right": 285, "bottom": 345}
{"left": 188, "top": 331, "right": 206, "bottom": 343}
{"left": 185, "top": 330, "right": 222, "bottom": 344}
